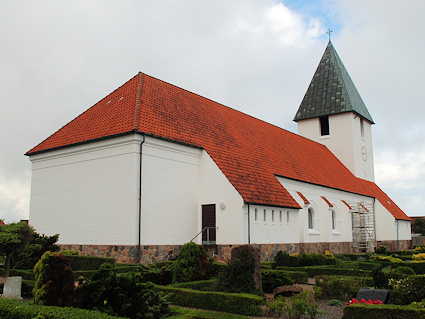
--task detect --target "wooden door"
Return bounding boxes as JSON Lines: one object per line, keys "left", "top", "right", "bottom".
{"left": 202, "top": 204, "right": 216, "bottom": 244}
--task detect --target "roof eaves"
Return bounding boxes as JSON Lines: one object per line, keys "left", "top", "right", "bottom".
{"left": 245, "top": 201, "right": 301, "bottom": 210}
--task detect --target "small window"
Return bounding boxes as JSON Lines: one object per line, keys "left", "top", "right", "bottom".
{"left": 320, "top": 116, "right": 330, "bottom": 136}
{"left": 263, "top": 209, "right": 267, "bottom": 222}
{"left": 308, "top": 208, "right": 314, "bottom": 229}
{"left": 287, "top": 211, "right": 290, "bottom": 223}
{"left": 279, "top": 211, "right": 282, "bottom": 223}
{"left": 254, "top": 209, "right": 258, "bottom": 222}
{"left": 332, "top": 210, "right": 336, "bottom": 230}
{"left": 272, "top": 210, "right": 275, "bottom": 222}
{"left": 360, "top": 118, "right": 365, "bottom": 138}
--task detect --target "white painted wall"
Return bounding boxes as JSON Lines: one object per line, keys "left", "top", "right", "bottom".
{"left": 198, "top": 151, "right": 246, "bottom": 245}
{"left": 375, "top": 200, "right": 411, "bottom": 241}
{"left": 29, "top": 135, "right": 142, "bottom": 245}
{"left": 140, "top": 136, "right": 202, "bottom": 245}
{"left": 297, "top": 112, "right": 375, "bottom": 182}
{"left": 249, "top": 205, "right": 299, "bottom": 244}
{"left": 277, "top": 177, "right": 375, "bottom": 244}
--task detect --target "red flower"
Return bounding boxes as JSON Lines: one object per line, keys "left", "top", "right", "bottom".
{"left": 345, "top": 298, "right": 383, "bottom": 306}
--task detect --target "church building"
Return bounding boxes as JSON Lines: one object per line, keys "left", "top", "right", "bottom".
{"left": 26, "top": 41, "right": 411, "bottom": 264}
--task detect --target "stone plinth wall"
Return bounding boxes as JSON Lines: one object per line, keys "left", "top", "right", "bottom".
{"left": 376, "top": 240, "right": 412, "bottom": 251}
{"left": 60, "top": 240, "right": 360, "bottom": 265}
{"left": 60, "top": 244, "right": 183, "bottom": 264}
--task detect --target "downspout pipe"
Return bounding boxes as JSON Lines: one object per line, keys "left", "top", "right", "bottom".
{"left": 138, "top": 134, "right": 145, "bottom": 263}
{"left": 247, "top": 203, "right": 251, "bottom": 244}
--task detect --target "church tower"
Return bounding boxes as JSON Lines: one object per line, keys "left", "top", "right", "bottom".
{"left": 294, "top": 41, "right": 375, "bottom": 182}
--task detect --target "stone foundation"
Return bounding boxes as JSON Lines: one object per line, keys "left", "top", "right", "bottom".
{"left": 60, "top": 240, "right": 374, "bottom": 265}
{"left": 376, "top": 240, "right": 412, "bottom": 251}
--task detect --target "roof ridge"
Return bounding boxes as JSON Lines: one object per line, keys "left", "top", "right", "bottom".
{"left": 133, "top": 72, "right": 144, "bottom": 131}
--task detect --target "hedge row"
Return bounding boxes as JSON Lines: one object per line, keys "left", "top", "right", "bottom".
{"left": 154, "top": 285, "right": 263, "bottom": 316}
{"left": 343, "top": 303, "right": 425, "bottom": 319}
{"left": 65, "top": 255, "right": 115, "bottom": 270}
{"left": 0, "top": 298, "right": 127, "bottom": 319}
{"left": 275, "top": 266, "right": 372, "bottom": 277}
{"left": 171, "top": 279, "right": 217, "bottom": 291}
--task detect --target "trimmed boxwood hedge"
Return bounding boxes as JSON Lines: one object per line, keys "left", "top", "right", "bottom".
{"left": 0, "top": 298, "right": 127, "bottom": 319}
{"left": 65, "top": 255, "right": 115, "bottom": 271}
{"left": 343, "top": 303, "right": 425, "bottom": 319}
{"left": 171, "top": 279, "right": 217, "bottom": 291}
{"left": 8, "top": 269, "right": 34, "bottom": 280}
{"left": 275, "top": 265, "right": 372, "bottom": 277}
{"left": 154, "top": 285, "right": 263, "bottom": 316}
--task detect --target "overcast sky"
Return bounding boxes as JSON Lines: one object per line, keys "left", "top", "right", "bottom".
{"left": 1, "top": 0, "right": 424, "bottom": 223}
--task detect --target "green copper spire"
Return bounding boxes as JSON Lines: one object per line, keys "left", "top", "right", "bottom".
{"left": 294, "top": 41, "right": 374, "bottom": 124}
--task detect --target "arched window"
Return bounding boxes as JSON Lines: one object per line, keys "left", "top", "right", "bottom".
{"left": 331, "top": 210, "right": 336, "bottom": 230}
{"left": 308, "top": 208, "right": 314, "bottom": 229}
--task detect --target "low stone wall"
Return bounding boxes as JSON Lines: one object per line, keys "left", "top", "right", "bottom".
{"left": 60, "top": 240, "right": 358, "bottom": 265}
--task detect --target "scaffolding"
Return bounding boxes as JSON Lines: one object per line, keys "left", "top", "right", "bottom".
{"left": 350, "top": 201, "right": 376, "bottom": 253}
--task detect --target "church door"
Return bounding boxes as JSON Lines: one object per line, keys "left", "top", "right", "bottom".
{"left": 202, "top": 204, "right": 216, "bottom": 244}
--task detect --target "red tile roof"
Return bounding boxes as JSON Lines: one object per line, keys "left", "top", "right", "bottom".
{"left": 26, "top": 73, "right": 410, "bottom": 221}
{"left": 297, "top": 192, "right": 310, "bottom": 205}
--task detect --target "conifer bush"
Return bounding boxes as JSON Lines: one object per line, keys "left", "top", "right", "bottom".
{"left": 274, "top": 251, "right": 290, "bottom": 267}
{"left": 216, "top": 248, "right": 258, "bottom": 294}
{"left": 74, "top": 263, "right": 169, "bottom": 319}
{"left": 33, "top": 251, "right": 75, "bottom": 307}
{"left": 262, "top": 270, "right": 293, "bottom": 293}
{"left": 172, "top": 242, "right": 212, "bottom": 283}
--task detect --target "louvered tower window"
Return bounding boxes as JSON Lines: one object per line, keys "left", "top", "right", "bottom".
{"left": 320, "top": 116, "right": 330, "bottom": 136}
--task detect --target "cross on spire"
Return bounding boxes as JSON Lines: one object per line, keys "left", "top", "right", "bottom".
{"left": 326, "top": 28, "right": 333, "bottom": 41}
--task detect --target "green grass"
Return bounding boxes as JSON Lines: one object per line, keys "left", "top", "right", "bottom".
{"left": 167, "top": 306, "right": 251, "bottom": 318}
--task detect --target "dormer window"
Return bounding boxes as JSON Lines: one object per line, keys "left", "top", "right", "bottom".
{"left": 320, "top": 116, "right": 329, "bottom": 136}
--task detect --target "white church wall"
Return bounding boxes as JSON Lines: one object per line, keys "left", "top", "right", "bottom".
{"left": 277, "top": 177, "right": 375, "bottom": 244}
{"left": 29, "top": 135, "right": 142, "bottom": 245}
{"left": 374, "top": 200, "right": 411, "bottom": 241}
{"left": 198, "top": 151, "right": 247, "bottom": 245}
{"left": 249, "top": 205, "right": 299, "bottom": 244}
{"left": 141, "top": 136, "right": 202, "bottom": 245}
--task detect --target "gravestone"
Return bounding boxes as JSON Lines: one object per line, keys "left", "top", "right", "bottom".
{"left": 2, "top": 276, "right": 23, "bottom": 300}
{"left": 356, "top": 288, "right": 389, "bottom": 303}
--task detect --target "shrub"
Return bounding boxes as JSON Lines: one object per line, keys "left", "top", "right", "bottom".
{"left": 146, "top": 261, "right": 175, "bottom": 285}
{"left": 393, "top": 266, "right": 416, "bottom": 275}
{"left": 172, "top": 242, "right": 212, "bottom": 284}
{"left": 375, "top": 245, "right": 387, "bottom": 254}
{"left": 261, "top": 270, "right": 293, "bottom": 293}
{"left": 387, "top": 275, "right": 425, "bottom": 305}
{"left": 155, "top": 285, "right": 263, "bottom": 316}
{"left": 328, "top": 299, "right": 343, "bottom": 306}
{"left": 274, "top": 251, "right": 290, "bottom": 267}
{"left": 66, "top": 255, "right": 115, "bottom": 270}
{"left": 314, "top": 275, "right": 365, "bottom": 300}
{"left": 295, "top": 252, "right": 338, "bottom": 267}
{"left": 215, "top": 247, "right": 258, "bottom": 294}
{"left": 33, "top": 251, "right": 75, "bottom": 307}
{"left": 74, "top": 263, "right": 169, "bottom": 319}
